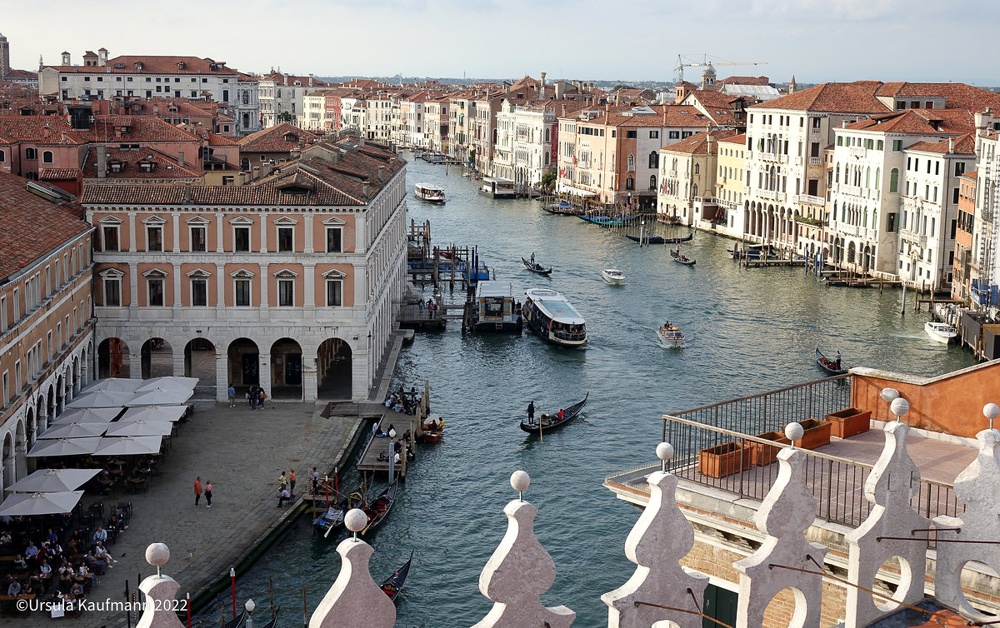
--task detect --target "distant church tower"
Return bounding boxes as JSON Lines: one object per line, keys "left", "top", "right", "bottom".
{"left": 701, "top": 63, "right": 717, "bottom": 91}
{"left": 789, "top": 76, "right": 797, "bottom": 95}
{"left": 0, "top": 33, "right": 10, "bottom": 80}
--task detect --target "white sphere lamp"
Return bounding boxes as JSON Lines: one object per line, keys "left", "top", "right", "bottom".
{"left": 985, "top": 402, "right": 1000, "bottom": 430}
{"left": 890, "top": 397, "right": 910, "bottom": 423}
{"left": 656, "top": 442, "right": 674, "bottom": 472}
{"left": 784, "top": 422, "right": 804, "bottom": 449}
{"left": 510, "top": 470, "right": 530, "bottom": 501}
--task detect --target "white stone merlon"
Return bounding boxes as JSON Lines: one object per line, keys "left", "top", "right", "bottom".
{"left": 136, "top": 543, "right": 185, "bottom": 628}
{"left": 933, "top": 427, "right": 1000, "bottom": 622}
{"left": 735, "top": 447, "right": 828, "bottom": 627}
{"left": 309, "top": 536, "right": 396, "bottom": 628}
{"left": 602, "top": 467, "right": 709, "bottom": 628}
{"left": 845, "top": 421, "right": 930, "bottom": 628}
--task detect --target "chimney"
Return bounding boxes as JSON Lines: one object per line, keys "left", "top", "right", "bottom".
{"left": 184, "top": 183, "right": 192, "bottom": 202}
{"left": 362, "top": 181, "right": 370, "bottom": 197}
{"left": 283, "top": 74, "right": 288, "bottom": 86}
{"left": 97, "top": 148, "right": 107, "bottom": 178}
{"left": 178, "top": 152, "right": 185, "bottom": 167}
{"left": 948, "top": 138, "right": 955, "bottom": 154}
{"left": 378, "top": 165, "right": 386, "bottom": 182}
{"left": 308, "top": 74, "right": 313, "bottom": 87}
{"left": 540, "top": 72, "right": 546, "bottom": 102}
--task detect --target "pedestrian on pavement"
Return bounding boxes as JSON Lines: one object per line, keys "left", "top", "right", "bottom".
{"left": 248, "top": 385, "right": 258, "bottom": 410}
{"left": 289, "top": 469, "right": 297, "bottom": 496}
{"left": 259, "top": 388, "right": 267, "bottom": 409}
{"left": 278, "top": 472, "right": 287, "bottom": 492}
{"left": 311, "top": 467, "right": 319, "bottom": 494}
{"left": 194, "top": 476, "right": 203, "bottom": 507}
{"left": 277, "top": 488, "right": 291, "bottom": 507}
{"left": 204, "top": 480, "right": 213, "bottom": 508}
{"left": 227, "top": 385, "right": 236, "bottom": 408}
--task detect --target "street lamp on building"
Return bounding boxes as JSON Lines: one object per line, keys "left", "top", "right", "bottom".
{"left": 245, "top": 599, "right": 255, "bottom": 628}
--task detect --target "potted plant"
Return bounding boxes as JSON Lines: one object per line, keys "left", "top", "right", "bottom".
{"left": 748, "top": 431, "right": 789, "bottom": 466}
{"left": 698, "top": 441, "right": 750, "bottom": 478}
{"left": 796, "top": 417, "right": 833, "bottom": 449}
{"left": 824, "top": 407, "right": 872, "bottom": 439}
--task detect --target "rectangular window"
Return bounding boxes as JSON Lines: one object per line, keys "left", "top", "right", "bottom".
{"left": 235, "top": 278, "right": 251, "bottom": 306}
{"left": 47, "top": 331, "right": 53, "bottom": 361}
{"left": 277, "top": 227, "right": 294, "bottom": 252}
{"left": 148, "top": 277, "right": 164, "bottom": 306}
{"left": 147, "top": 225, "right": 163, "bottom": 251}
{"left": 102, "top": 225, "right": 120, "bottom": 251}
{"left": 326, "top": 227, "right": 343, "bottom": 253}
{"left": 326, "top": 279, "right": 343, "bottom": 307}
{"left": 2, "top": 371, "right": 7, "bottom": 406}
{"left": 810, "top": 142, "right": 820, "bottom": 157}
{"left": 15, "top": 361, "right": 21, "bottom": 393}
{"left": 192, "top": 278, "right": 208, "bottom": 306}
{"left": 649, "top": 130, "right": 659, "bottom": 139}
{"left": 626, "top": 130, "right": 637, "bottom": 138}
{"left": 234, "top": 226, "right": 251, "bottom": 252}
{"left": 104, "top": 277, "right": 122, "bottom": 307}
{"left": 278, "top": 279, "right": 294, "bottom": 306}
{"left": 13, "top": 288, "right": 19, "bottom": 320}
{"left": 190, "top": 226, "right": 207, "bottom": 252}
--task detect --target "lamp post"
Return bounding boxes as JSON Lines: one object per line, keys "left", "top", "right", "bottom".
{"left": 890, "top": 397, "right": 910, "bottom": 424}
{"left": 985, "top": 402, "right": 1000, "bottom": 430}
{"left": 245, "top": 599, "right": 255, "bottom": 628}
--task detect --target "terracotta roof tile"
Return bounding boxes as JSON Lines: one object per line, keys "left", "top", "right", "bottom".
{"left": 752, "top": 81, "right": 890, "bottom": 114}
{"left": 238, "top": 122, "right": 319, "bottom": 153}
{"left": 46, "top": 55, "right": 240, "bottom": 75}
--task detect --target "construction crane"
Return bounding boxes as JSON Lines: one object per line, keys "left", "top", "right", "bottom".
{"left": 675, "top": 54, "right": 768, "bottom": 85}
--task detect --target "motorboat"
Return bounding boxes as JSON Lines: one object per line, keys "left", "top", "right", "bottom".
{"left": 522, "top": 288, "right": 588, "bottom": 347}
{"left": 602, "top": 269, "right": 625, "bottom": 285}
{"left": 657, "top": 323, "right": 685, "bottom": 348}
{"left": 414, "top": 183, "right": 446, "bottom": 203}
{"left": 925, "top": 321, "right": 957, "bottom": 344}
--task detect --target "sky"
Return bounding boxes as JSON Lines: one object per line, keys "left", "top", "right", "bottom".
{"left": 3, "top": 0, "right": 999, "bottom": 86}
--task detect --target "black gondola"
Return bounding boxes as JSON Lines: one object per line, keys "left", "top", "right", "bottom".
{"left": 520, "top": 392, "right": 589, "bottom": 433}
{"left": 224, "top": 609, "right": 245, "bottom": 628}
{"left": 312, "top": 476, "right": 370, "bottom": 538}
{"left": 625, "top": 232, "right": 693, "bottom": 245}
{"left": 673, "top": 254, "right": 696, "bottom": 266}
{"left": 522, "top": 257, "right": 553, "bottom": 275}
{"left": 258, "top": 606, "right": 279, "bottom": 628}
{"left": 380, "top": 550, "right": 414, "bottom": 603}
{"left": 816, "top": 347, "right": 847, "bottom": 375}
{"left": 362, "top": 480, "right": 399, "bottom": 535}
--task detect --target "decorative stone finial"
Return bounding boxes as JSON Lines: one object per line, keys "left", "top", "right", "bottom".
{"left": 345, "top": 508, "right": 367, "bottom": 539}
{"left": 146, "top": 543, "right": 169, "bottom": 578}
{"left": 880, "top": 387, "right": 899, "bottom": 403}
{"left": 784, "top": 422, "right": 804, "bottom": 447}
{"left": 309, "top": 535, "right": 396, "bottom": 628}
{"left": 510, "top": 470, "right": 530, "bottom": 500}
{"left": 656, "top": 442, "right": 674, "bottom": 472}
{"left": 890, "top": 397, "right": 909, "bottom": 422}
{"left": 985, "top": 402, "right": 1000, "bottom": 430}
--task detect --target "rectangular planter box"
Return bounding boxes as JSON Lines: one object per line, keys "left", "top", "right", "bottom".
{"left": 698, "top": 442, "right": 750, "bottom": 478}
{"left": 796, "top": 418, "right": 833, "bottom": 450}
{"left": 824, "top": 407, "right": 872, "bottom": 439}
{"left": 749, "top": 431, "right": 789, "bottom": 466}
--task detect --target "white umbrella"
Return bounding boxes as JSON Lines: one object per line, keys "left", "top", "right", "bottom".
{"left": 9, "top": 469, "right": 100, "bottom": 493}
{"left": 94, "top": 436, "right": 163, "bottom": 456}
{"left": 38, "top": 422, "right": 108, "bottom": 439}
{"left": 84, "top": 378, "right": 144, "bottom": 393}
{"left": 135, "top": 377, "right": 199, "bottom": 393}
{"left": 126, "top": 388, "right": 192, "bottom": 407}
{"left": 27, "top": 437, "right": 101, "bottom": 458}
{"left": 119, "top": 405, "right": 187, "bottom": 423}
{"left": 50, "top": 407, "right": 122, "bottom": 425}
{"left": 0, "top": 491, "right": 84, "bottom": 516}
{"left": 66, "top": 390, "right": 134, "bottom": 408}
{"left": 104, "top": 420, "right": 174, "bottom": 437}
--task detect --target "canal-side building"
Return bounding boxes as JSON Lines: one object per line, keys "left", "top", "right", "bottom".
{"left": 714, "top": 133, "right": 749, "bottom": 238}
{"left": 657, "top": 128, "right": 738, "bottom": 228}
{"left": 81, "top": 138, "right": 408, "bottom": 402}
{"left": 423, "top": 95, "right": 450, "bottom": 155}
{"left": 0, "top": 172, "right": 95, "bottom": 493}
{"left": 953, "top": 170, "right": 978, "bottom": 303}
{"left": 258, "top": 72, "right": 327, "bottom": 129}
{"left": 971, "top": 119, "right": 1000, "bottom": 322}
{"left": 447, "top": 90, "right": 477, "bottom": 165}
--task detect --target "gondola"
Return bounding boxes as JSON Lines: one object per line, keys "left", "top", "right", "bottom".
{"left": 625, "top": 234, "right": 666, "bottom": 244}
{"left": 258, "top": 606, "right": 280, "bottom": 628}
{"left": 662, "top": 233, "right": 694, "bottom": 244}
{"left": 416, "top": 415, "right": 444, "bottom": 443}
{"left": 522, "top": 257, "right": 553, "bottom": 275}
{"left": 224, "top": 609, "right": 246, "bottom": 628}
{"left": 362, "top": 480, "right": 399, "bottom": 535}
{"left": 673, "top": 254, "right": 696, "bottom": 266}
{"left": 520, "top": 392, "right": 589, "bottom": 433}
{"left": 312, "top": 476, "right": 369, "bottom": 538}
{"left": 380, "top": 550, "right": 414, "bottom": 603}
{"left": 815, "top": 347, "right": 847, "bottom": 375}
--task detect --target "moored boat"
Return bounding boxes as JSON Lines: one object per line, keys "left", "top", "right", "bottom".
{"left": 479, "top": 177, "right": 517, "bottom": 199}
{"left": 362, "top": 480, "right": 399, "bottom": 535}
{"left": 522, "top": 256, "right": 553, "bottom": 275}
{"left": 522, "top": 288, "right": 588, "bottom": 347}
{"left": 312, "top": 476, "right": 370, "bottom": 537}
{"left": 579, "top": 214, "right": 637, "bottom": 227}
{"left": 520, "top": 392, "right": 589, "bottom": 434}
{"left": 416, "top": 415, "right": 444, "bottom": 443}
{"left": 815, "top": 346, "right": 847, "bottom": 375}
{"left": 469, "top": 281, "right": 523, "bottom": 333}
{"left": 625, "top": 234, "right": 666, "bottom": 244}
{"left": 602, "top": 268, "right": 625, "bottom": 285}
{"left": 414, "top": 183, "right": 446, "bottom": 203}
{"left": 657, "top": 322, "right": 685, "bottom": 348}
{"left": 925, "top": 321, "right": 957, "bottom": 344}
{"left": 380, "top": 550, "right": 414, "bottom": 602}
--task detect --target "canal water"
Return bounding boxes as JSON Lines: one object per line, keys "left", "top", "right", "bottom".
{"left": 215, "top": 156, "right": 977, "bottom": 627}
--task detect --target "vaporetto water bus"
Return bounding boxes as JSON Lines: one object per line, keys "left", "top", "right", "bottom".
{"left": 522, "top": 288, "right": 588, "bottom": 347}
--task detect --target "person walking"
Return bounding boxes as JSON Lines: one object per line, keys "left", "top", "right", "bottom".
{"left": 527, "top": 400, "right": 535, "bottom": 423}
{"left": 311, "top": 467, "right": 319, "bottom": 494}
{"left": 288, "top": 469, "right": 297, "bottom": 496}
{"left": 204, "top": 480, "right": 213, "bottom": 508}
{"left": 227, "top": 385, "right": 236, "bottom": 408}
{"left": 194, "top": 477, "right": 203, "bottom": 507}
{"left": 248, "top": 385, "right": 257, "bottom": 410}
{"left": 278, "top": 472, "right": 287, "bottom": 493}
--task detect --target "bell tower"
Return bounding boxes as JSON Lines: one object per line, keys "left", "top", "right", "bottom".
{"left": 0, "top": 33, "right": 10, "bottom": 80}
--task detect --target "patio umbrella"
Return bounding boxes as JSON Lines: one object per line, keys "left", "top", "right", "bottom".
{"left": 83, "top": 378, "right": 144, "bottom": 393}
{"left": 104, "top": 420, "right": 174, "bottom": 437}
{"left": 38, "top": 422, "right": 108, "bottom": 439}
{"left": 50, "top": 407, "right": 122, "bottom": 425}
{"left": 66, "top": 389, "right": 134, "bottom": 408}
{"left": 93, "top": 435, "right": 163, "bottom": 457}
{"left": 8, "top": 469, "right": 100, "bottom": 493}
{"left": 0, "top": 491, "right": 84, "bottom": 516}
{"left": 126, "top": 388, "right": 192, "bottom": 407}
{"left": 27, "top": 437, "right": 101, "bottom": 458}
{"left": 119, "top": 405, "right": 187, "bottom": 423}
{"left": 135, "top": 376, "right": 199, "bottom": 393}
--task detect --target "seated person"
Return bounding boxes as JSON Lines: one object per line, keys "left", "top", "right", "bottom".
{"left": 78, "top": 562, "right": 96, "bottom": 585}
{"left": 93, "top": 542, "right": 116, "bottom": 567}
{"left": 24, "top": 540, "right": 39, "bottom": 561}
{"left": 19, "top": 580, "right": 34, "bottom": 596}
{"left": 58, "top": 561, "right": 74, "bottom": 583}
{"left": 277, "top": 488, "right": 291, "bottom": 507}
{"left": 69, "top": 581, "right": 85, "bottom": 599}
{"left": 0, "top": 530, "right": 11, "bottom": 545}
{"left": 84, "top": 551, "right": 106, "bottom": 575}
{"left": 7, "top": 578, "right": 21, "bottom": 596}
{"left": 65, "top": 537, "right": 79, "bottom": 556}
{"left": 92, "top": 526, "right": 108, "bottom": 546}
{"left": 45, "top": 528, "right": 59, "bottom": 545}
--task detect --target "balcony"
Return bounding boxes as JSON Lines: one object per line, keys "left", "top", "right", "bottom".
{"left": 900, "top": 229, "right": 928, "bottom": 248}
{"left": 808, "top": 156, "right": 822, "bottom": 166}
{"left": 795, "top": 194, "right": 825, "bottom": 207}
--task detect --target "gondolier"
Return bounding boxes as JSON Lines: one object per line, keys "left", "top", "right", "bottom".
{"left": 527, "top": 401, "right": 535, "bottom": 422}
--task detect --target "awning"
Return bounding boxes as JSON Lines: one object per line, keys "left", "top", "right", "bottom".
{"left": 564, "top": 187, "right": 597, "bottom": 198}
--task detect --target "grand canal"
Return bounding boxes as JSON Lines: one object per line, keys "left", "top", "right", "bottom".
{"left": 220, "top": 156, "right": 977, "bottom": 627}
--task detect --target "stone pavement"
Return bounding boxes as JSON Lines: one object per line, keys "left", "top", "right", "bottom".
{"left": 16, "top": 400, "right": 365, "bottom": 627}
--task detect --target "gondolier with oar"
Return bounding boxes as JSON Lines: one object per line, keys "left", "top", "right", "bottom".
{"left": 527, "top": 401, "right": 535, "bottom": 424}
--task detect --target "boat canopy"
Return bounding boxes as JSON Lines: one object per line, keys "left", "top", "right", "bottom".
{"left": 476, "top": 281, "right": 515, "bottom": 299}
{"left": 525, "top": 289, "right": 585, "bottom": 324}
{"left": 563, "top": 187, "right": 597, "bottom": 197}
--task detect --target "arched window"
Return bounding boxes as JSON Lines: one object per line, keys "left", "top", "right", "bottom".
{"left": 694, "top": 163, "right": 700, "bottom": 175}
{"left": 25, "top": 147, "right": 37, "bottom": 160}
{"left": 889, "top": 168, "right": 899, "bottom": 193}
{"left": 42, "top": 151, "right": 54, "bottom": 164}
{"left": 648, "top": 151, "right": 658, "bottom": 168}
{"left": 692, "top": 184, "right": 699, "bottom": 197}
{"left": 627, "top": 154, "right": 635, "bottom": 170}
{"left": 649, "top": 175, "right": 657, "bottom": 190}
{"left": 875, "top": 168, "right": 881, "bottom": 190}
{"left": 626, "top": 176, "right": 634, "bottom": 190}
{"left": 865, "top": 167, "right": 870, "bottom": 188}
{"left": 242, "top": 91, "right": 249, "bottom": 105}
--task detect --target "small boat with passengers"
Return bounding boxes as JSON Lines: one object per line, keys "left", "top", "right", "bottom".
{"left": 626, "top": 232, "right": 692, "bottom": 245}
{"left": 925, "top": 321, "right": 957, "bottom": 344}
{"left": 657, "top": 322, "right": 685, "bottom": 348}
{"left": 380, "top": 550, "right": 414, "bottom": 602}
{"left": 815, "top": 346, "right": 847, "bottom": 375}
{"left": 522, "top": 288, "right": 588, "bottom": 347}
{"left": 413, "top": 183, "right": 446, "bottom": 203}
{"left": 522, "top": 256, "right": 553, "bottom": 275}
{"left": 602, "top": 268, "right": 625, "bottom": 285}
{"left": 520, "top": 392, "right": 589, "bottom": 434}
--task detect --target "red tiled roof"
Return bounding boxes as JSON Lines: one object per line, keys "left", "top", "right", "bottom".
{"left": 661, "top": 129, "right": 739, "bottom": 155}
{"left": 76, "top": 115, "right": 201, "bottom": 143}
{"left": 0, "top": 171, "right": 90, "bottom": 280}
{"left": 46, "top": 55, "right": 239, "bottom": 75}
{"left": 0, "top": 116, "right": 79, "bottom": 143}
{"left": 876, "top": 82, "right": 1000, "bottom": 112}
{"left": 752, "top": 82, "right": 890, "bottom": 114}
{"left": 80, "top": 147, "right": 203, "bottom": 179}
{"left": 238, "top": 123, "right": 319, "bottom": 153}
{"left": 39, "top": 168, "right": 81, "bottom": 180}
{"left": 718, "top": 133, "right": 747, "bottom": 145}
{"left": 906, "top": 133, "right": 976, "bottom": 155}
{"left": 846, "top": 109, "right": 975, "bottom": 135}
